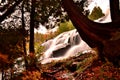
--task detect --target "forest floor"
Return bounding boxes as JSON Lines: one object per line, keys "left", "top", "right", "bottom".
{"left": 19, "top": 51, "right": 120, "bottom": 80}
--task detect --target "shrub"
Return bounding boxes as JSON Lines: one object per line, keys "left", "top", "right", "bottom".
{"left": 58, "top": 20, "right": 75, "bottom": 34}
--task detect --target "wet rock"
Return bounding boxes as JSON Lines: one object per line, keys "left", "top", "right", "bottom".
{"left": 41, "top": 29, "right": 91, "bottom": 64}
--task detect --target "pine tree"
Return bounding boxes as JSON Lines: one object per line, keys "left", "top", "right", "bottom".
{"left": 88, "top": 6, "right": 105, "bottom": 20}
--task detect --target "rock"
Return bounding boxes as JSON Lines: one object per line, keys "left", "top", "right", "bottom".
{"left": 41, "top": 29, "right": 91, "bottom": 64}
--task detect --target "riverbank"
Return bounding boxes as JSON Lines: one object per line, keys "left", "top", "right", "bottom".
{"left": 14, "top": 50, "right": 120, "bottom": 80}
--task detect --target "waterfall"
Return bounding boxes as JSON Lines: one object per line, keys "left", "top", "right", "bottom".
{"left": 41, "top": 29, "right": 91, "bottom": 64}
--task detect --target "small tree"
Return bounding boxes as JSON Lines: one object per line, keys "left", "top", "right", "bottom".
{"left": 88, "top": 6, "right": 105, "bottom": 20}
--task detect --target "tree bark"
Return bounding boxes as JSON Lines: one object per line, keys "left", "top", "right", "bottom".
{"left": 29, "top": 0, "right": 35, "bottom": 54}
{"left": 2, "top": 69, "right": 4, "bottom": 80}
{"left": 29, "top": 0, "right": 39, "bottom": 71}
{"left": 21, "top": 0, "right": 29, "bottom": 70}
{"left": 62, "top": 0, "right": 120, "bottom": 65}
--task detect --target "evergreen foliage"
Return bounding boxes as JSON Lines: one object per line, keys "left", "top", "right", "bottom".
{"left": 88, "top": 6, "right": 105, "bottom": 20}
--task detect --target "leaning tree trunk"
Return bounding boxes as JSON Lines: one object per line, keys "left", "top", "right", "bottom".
{"left": 62, "top": 0, "right": 120, "bottom": 65}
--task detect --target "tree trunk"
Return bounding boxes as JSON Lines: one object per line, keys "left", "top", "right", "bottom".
{"left": 29, "top": 0, "right": 35, "bottom": 54}
{"left": 2, "top": 69, "right": 4, "bottom": 80}
{"left": 62, "top": 0, "right": 120, "bottom": 65}
{"left": 29, "top": 0, "right": 39, "bottom": 70}
{"left": 21, "top": 0, "right": 29, "bottom": 70}
{"left": 110, "top": 0, "right": 120, "bottom": 22}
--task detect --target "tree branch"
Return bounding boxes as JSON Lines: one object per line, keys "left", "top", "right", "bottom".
{"left": 0, "top": 0, "right": 22, "bottom": 23}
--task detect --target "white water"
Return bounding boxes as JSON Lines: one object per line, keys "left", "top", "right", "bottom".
{"left": 41, "top": 29, "right": 91, "bottom": 64}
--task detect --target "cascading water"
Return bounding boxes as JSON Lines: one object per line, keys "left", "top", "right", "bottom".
{"left": 41, "top": 29, "right": 91, "bottom": 64}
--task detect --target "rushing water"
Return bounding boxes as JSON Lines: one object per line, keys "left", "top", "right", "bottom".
{"left": 41, "top": 29, "right": 91, "bottom": 64}
{"left": 0, "top": 29, "right": 92, "bottom": 79}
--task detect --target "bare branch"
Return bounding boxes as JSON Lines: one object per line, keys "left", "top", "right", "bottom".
{"left": 0, "top": 0, "right": 23, "bottom": 23}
